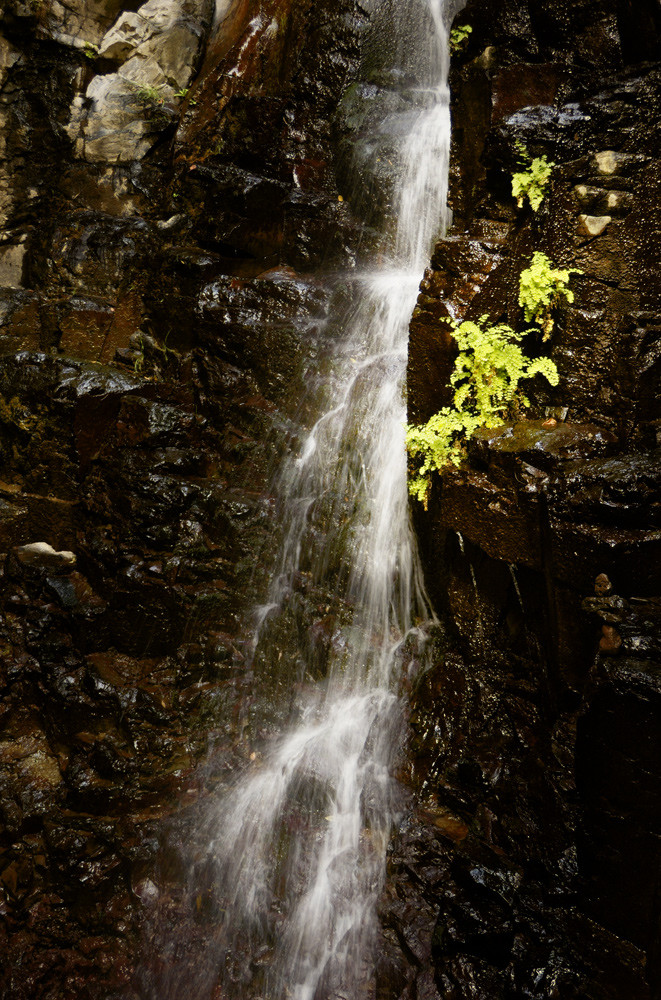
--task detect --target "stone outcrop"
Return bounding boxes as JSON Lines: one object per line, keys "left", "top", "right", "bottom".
{"left": 397, "top": 2, "right": 661, "bottom": 998}
{"left": 68, "top": 0, "right": 214, "bottom": 163}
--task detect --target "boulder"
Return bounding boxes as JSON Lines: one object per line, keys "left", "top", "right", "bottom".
{"left": 69, "top": 0, "right": 213, "bottom": 163}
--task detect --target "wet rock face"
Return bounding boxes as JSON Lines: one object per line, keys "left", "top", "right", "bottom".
{"left": 379, "top": 647, "right": 654, "bottom": 1000}
{"left": 0, "top": 349, "right": 275, "bottom": 998}
{"left": 403, "top": 1, "right": 661, "bottom": 998}
{"left": 0, "top": 0, "right": 371, "bottom": 994}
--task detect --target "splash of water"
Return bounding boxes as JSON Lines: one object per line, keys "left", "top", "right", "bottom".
{"left": 184, "top": 3, "right": 453, "bottom": 998}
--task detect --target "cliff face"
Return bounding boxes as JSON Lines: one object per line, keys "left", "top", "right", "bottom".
{"left": 396, "top": 2, "right": 661, "bottom": 998}
{"left": 2, "top": 0, "right": 660, "bottom": 998}
{"left": 0, "top": 1, "right": 371, "bottom": 994}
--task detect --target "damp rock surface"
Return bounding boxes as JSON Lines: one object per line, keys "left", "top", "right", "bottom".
{"left": 402, "top": 1, "right": 661, "bottom": 998}
{"left": 0, "top": 0, "right": 371, "bottom": 994}
{"left": 1, "top": 0, "right": 660, "bottom": 997}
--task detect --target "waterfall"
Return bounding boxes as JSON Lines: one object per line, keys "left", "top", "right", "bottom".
{"left": 151, "top": 2, "right": 453, "bottom": 997}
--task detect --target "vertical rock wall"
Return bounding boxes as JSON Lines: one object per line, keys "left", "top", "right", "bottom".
{"left": 393, "top": 2, "right": 661, "bottom": 998}
{"left": 0, "top": 1, "right": 373, "bottom": 995}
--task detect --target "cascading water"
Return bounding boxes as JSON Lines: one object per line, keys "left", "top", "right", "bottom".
{"left": 153, "top": 2, "right": 454, "bottom": 997}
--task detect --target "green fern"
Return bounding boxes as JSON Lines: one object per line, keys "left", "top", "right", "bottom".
{"left": 512, "top": 144, "right": 554, "bottom": 212}
{"left": 406, "top": 408, "right": 481, "bottom": 505}
{"left": 136, "top": 84, "right": 164, "bottom": 105}
{"left": 406, "top": 315, "right": 559, "bottom": 506}
{"left": 518, "top": 252, "right": 582, "bottom": 340}
{"left": 449, "top": 24, "right": 472, "bottom": 54}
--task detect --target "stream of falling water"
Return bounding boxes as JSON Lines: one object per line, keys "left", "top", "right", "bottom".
{"left": 162, "top": 2, "right": 453, "bottom": 998}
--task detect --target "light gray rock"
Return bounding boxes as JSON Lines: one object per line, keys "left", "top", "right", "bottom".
{"left": 119, "top": 51, "right": 171, "bottom": 90}
{"left": 594, "top": 151, "right": 619, "bottom": 175}
{"left": 68, "top": 0, "right": 212, "bottom": 164}
{"left": 16, "top": 542, "right": 77, "bottom": 567}
{"left": 578, "top": 214, "right": 611, "bottom": 237}
{"left": 155, "top": 214, "right": 188, "bottom": 230}
{"left": 101, "top": 0, "right": 208, "bottom": 90}
{"left": 68, "top": 74, "right": 161, "bottom": 162}
{"left": 213, "top": 0, "right": 234, "bottom": 27}
{"left": 574, "top": 185, "right": 634, "bottom": 218}
{"left": 573, "top": 184, "right": 603, "bottom": 207}
{"left": 592, "top": 150, "right": 640, "bottom": 177}
{"left": 604, "top": 190, "right": 632, "bottom": 213}
{"left": 99, "top": 0, "right": 190, "bottom": 59}
{"left": 99, "top": 8, "right": 172, "bottom": 62}
{"left": 0, "top": 243, "right": 26, "bottom": 289}
{"left": 43, "top": 0, "right": 135, "bottom": 47}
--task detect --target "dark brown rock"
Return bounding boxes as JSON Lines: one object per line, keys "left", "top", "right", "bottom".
{"left": 595, "top": 573, "right": 613, "bottom": 596}
{"left": 404, "top": 1, "right": 661, "bottom": 997}
{"left": 599, "top": 624, "right": 622, "bottom": 653}
{"left": 0, "top": 0, "right": 372, "bottom": 993}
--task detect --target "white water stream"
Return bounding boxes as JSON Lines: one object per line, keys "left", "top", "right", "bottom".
{"left": 185, "top": 3, "right": 453, "bottom": 998}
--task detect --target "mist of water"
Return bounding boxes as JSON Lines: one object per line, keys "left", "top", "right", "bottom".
{"left": 158, "top": 2, "right": 454, "bottom": 997}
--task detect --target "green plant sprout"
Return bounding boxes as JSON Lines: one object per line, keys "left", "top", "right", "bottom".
{"left": 511, "top": 142, "right": 554, "bottom": 212}
{"left": 406, "top": 315, "right": 559, "bottom": 506}
{"left": 136, "top": 84, "right": 164, "bottom": 105}
{"left": 406, "top": 408, "right": 482, "bottom": 506}
{"left": 518, "top": 252, "right": 582, "bottom": 340}
{"left": 176, "top": 89, "right": 198, "bottom": 106}
{"left": 450, "top": 24, "right": 472, "bottom": 53}
{"left": 133, "top": 335, "right": 145, "bottom": 374}
{"left": 83, "top": 42, "right": 98, "bottom": 60}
